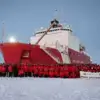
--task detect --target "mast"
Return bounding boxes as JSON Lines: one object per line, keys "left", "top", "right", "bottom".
{"left": 2, "top": 22, "right": 5, "bottom": 43}
{"left": 35, "top": 10, "right": 60, "bottom": 45}
{"left": 54, "top": 9, "right": 58, "bottom": 20}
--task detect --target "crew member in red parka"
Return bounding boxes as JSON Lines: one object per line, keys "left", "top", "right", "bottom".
{"left": 1, "top": 64, "right": 6, "bottom": 77}
{"left": 8, "top": 65, "right": 13, "bottom": 77}
{"left": 43, "top": 65, "right": 49, "bottom": 77}
{"left": 38, "top": 64, "right": 43, "bottom": 77}
{"left": 0, "top": 64, "right": 2, "bottom": 76}
{"left": 49, "top": 65, "right": 55, "bottom": 78}
{"left": 63, "top": 65, "right": 69, "bottom": 78}
{"left": 27, "top": 64, "right": 32, "bottom": 77}
{"left": 33, "top": 64, "right": 38, "bottom": 77}
{"left": 54, "top": 65, "right": 59, "bottom": 77}
{"left": 29, "top": 65, "right": 33, "bottom": 77}
{"left": 31, "top": 64, "right": 35, "bottom": 76}
{"left": 18, "top": 65, "right": 24, "bottom": 77}
{"left": 23, "top": 64, "right": 28, "bottom": 77}
{"left": 59, "top": 65, "right": 65, "bottom": 78}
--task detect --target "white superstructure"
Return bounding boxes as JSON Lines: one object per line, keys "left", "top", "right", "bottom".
{"left": 30, "top": 19, "right": 84, "bottom": 52}
{"left": 30, "top": 19, "right": 88, "bottom": 64}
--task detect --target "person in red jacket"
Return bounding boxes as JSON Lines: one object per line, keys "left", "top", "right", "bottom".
{"left": 43, "top": 65, "right": 47, "bottom": 77}
{"left": 0, "top": 64, "right": 2, "bottom": 76}
{"left": 34, "top": 65, "right": 38, "bottom": 77}
{"left": 27, "top": 64, "right": 32, "bottom": 77}
{"left": 54, "top": 65, "right": 59, "bottom": 77}
{"left": 23, "top": 64, "right": 28, "bottom": 77}
{"left": 30, "top": 65, "right": 33, "bottom": 77}
{"left": 49, "top": 65, "right": 55, "bottom": 78}
{"left": 18, "top": 67, "right": 24, "bottom": 77}
{"left": 32, "top": 65, "right": 35, "bottom": 76}
{"left": 38, "top": 65, "right": 43, "bottom": 77}
{"left": 1, "top": 65, "right": 6, "bottom": 77}
{"left": 8, "top": 65, "right": 13, "bottom": 77}
{"left": 59, "top": 66, "right": 65, "bottom": 78}
{"left": 63, "top": 66, "right": 69, "bottom": 78}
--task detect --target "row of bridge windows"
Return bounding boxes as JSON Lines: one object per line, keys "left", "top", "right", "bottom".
{"left": 36, "top": 28, "right": 72, "bottom": 34}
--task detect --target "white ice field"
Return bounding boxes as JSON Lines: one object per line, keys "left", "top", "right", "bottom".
{"left": 0, "top": 78, "right": 100, "bottom": 100}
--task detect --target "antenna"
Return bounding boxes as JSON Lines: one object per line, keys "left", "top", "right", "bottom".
{"left": 2, "top": 21, "right": 5, "bottom": 43}
{"left": 54, "top": 9, "right": 58, "bottom": 20}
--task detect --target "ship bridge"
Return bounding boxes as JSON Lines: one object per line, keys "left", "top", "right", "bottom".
{"left": 30, "top": 19, "right": 81, "bottom": 52}
{"left": 34, "top": 19, "right": 72, "bottom": 36}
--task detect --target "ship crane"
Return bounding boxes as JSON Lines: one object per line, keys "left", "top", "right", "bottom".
{"left": 35, "top": 19, "right": 60, "bottom": 45}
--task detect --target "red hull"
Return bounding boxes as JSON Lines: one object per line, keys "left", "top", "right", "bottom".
{"left": 0, "top": 42, "right": 91, "bottom": 64}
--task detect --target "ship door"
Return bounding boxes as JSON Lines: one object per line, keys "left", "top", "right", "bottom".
{"left": 20, "top": 50, "right": 31, "bottom": 64}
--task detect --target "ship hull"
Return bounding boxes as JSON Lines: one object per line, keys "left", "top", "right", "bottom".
{"left": 0, "top": 42, "right": 91, "bottom": 64}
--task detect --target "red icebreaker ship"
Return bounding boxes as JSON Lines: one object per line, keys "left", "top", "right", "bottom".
{"left": 0, "top": 19, "right": 92, "bottom": 65}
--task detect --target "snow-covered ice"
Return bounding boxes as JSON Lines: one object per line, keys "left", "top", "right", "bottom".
{"left": 0, "top": 78, "right": 100, "bottom": 100}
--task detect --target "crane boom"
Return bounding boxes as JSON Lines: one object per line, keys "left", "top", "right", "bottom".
{"left": 35, "top": 24, "right": 54, "bottom": 45}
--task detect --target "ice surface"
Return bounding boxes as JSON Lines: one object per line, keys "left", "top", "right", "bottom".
{"left": 0, "top": 78, "right": 100, "bottom": 100}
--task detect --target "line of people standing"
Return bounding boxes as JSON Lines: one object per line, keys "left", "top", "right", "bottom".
{"left": 0, "top": 64, "right": 80, "bottom": 78}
